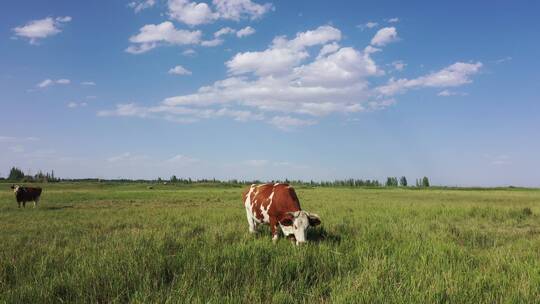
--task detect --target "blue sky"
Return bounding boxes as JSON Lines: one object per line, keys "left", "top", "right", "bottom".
{"left": 1, "top": 0, "right": 539, "bottom": 186}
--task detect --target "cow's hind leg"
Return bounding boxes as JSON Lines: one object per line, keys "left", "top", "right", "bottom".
{"left": 23, "top": 201, "right": 26, "bottom": 208}
{"left": 246, "top": 209, "right": 257, "bottom": 234}
{"left": 34, "top": 197, "right": 39, "bottom": 208}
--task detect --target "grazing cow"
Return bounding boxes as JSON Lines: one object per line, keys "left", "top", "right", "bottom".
{"left": 10, "top": 185, "right": 42, "bottom": 208}
{"left": 243, "top": 183, "right": 321, "bottom": 245}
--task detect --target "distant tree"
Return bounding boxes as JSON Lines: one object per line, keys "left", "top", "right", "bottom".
{"left": 34, "top": 171, "right": 46, "bottom": 182}
{"left": 422, "top": 176, "right": 430, "bottom": 188}
{"left": 171, "top": 175, "right": 178, "bottom": 183}
{"left": 386, "top": 177, "right": 398, "bottom": 187}
{"left": 8, "top": 167, "right": 25, "bottom": 181}
{"left": 400, "top": 176, "right": 408, "bottom": 187}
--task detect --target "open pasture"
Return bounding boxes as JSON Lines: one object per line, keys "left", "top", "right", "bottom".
{"left": 1, "top": 182, "right": 540, "bottom": 303}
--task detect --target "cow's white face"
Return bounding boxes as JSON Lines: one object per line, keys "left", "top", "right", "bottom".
{"left": 280, "top": 211, "right": 321, "bottom": 245}
{"left": 11, "top": 185, "right": 20, "bottom": 193}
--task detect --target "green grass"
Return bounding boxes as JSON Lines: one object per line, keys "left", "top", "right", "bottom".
{"left": 1, "top": 182, "right": 540, "bottom": 303}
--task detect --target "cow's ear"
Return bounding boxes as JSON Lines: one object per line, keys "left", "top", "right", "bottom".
{"left": 279, "top": 215, "right": 294, "bottom": 226}
{"left": 307, "top": 213, "right": 321, "bottom": 226}
{"left": 287, "top": 211, "right": 301, "bottom": 218}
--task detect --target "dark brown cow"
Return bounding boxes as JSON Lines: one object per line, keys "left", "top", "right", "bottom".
{"left": 11, "top": 185, "right": 42, "bottom": 208}
{"left": 242, "top": 183, "right": 321, "bottom": 245}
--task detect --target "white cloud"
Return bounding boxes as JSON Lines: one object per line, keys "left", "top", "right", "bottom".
{"left": 213, "top": 108, "right": 264, "bottom": 121}
{"left": 168, "top": 0, "right": 272, "bottom": 26}
{"left": 363, "top": 45, "right": 381, "bottom": 55}
{"left": 390, "top": 60, "right": 406, "bottom": 71}
{"left": 484, "top": 154, "right": 511, "bottom": 166}
{"left": 437, "top": 90, "right": 453, "bottom": 97}
{"left": 244, "top": 159, "right": 269, "bottom": 167}
{"left": 213, "top": 0, "right": 273, "bottom": 21}
{"left": 269, "top": 116, "right": 315, "bottom": 130}
{"left": 377, "top": 62, "right": 482, "bottom": 96}
{"left": 226, "top": 48, "right": 308, "bottom": 76}
{"left": 494, "top": 56, "right": 512, "bottom": 64}
{"left": 201, "top": 38, "right": 224, "bottom": 47}
{"left": 98, "top": 103, "right": 150, "bottom": 118}
{"left": 67, "top": 101, "right": 88, "bottom": 108}
{"left": 297, "top": 46, "right": 381, "bottom": 85}
{"left": 371, "top": 27, "right": 398, "bottom": 46}
{"left": 236, "top": 26, "right": 255, "bottom": 37}
{"left": 182, "top": 49, "right": 197, "bottom": 56}
{"left": 168, "top": 0, "right": 216, "bottom": 26}
{"left": 214, "top": 27, "right": 235, "bottom": 37}
{"left": 81, "top": 81, "right": 96, "bottom": 86}
{"left": 9, "top": 145, "right": 25, "bottom": 153}
{"left": 366, "top": 22, "right": 378, "bottom": 28}
{"left": 56, "top": 79, "right": 70, "bottom": 84}
{"left": 126, "top": 21, "right": 202, "bottom": 54}
{"left": 13, "top": 16, "right": 71, "bottom": 44}
{"left": 107, "top": 152, "right": 148, "bottom": 163}
{"left": 56, "top": 16, "right": 72, "bottom": 22}
{"left": 316, "top": 42, "right": 340, "bottom": 59}
{"left": 167, "top": 154, "right": 200, "bottom": 165}
{"left": 102, "top": 25, "right": 482, "bottom": 130}
{"left": 128, "top": 0, "right": 156, "bottom": 13}
{"left": 0, "top": 136, "right": 38, "bottom": 143}
{"left": 226, "top": 25, "right": 341, "bottom": 76}
{"left": 98, "top": 103, "right": 264, "bottom": 123}
{"left": 386, "top": 17, "right": 399, "bottom": 23}
{"left": 357, "top": 21, "right": 378, "bottom": 30}
{"left": 168, "top": 65, "right": 192, "bottom": 75}
{"left": 367, "top": 99, "right": 396, "bottom": 110}
{"left": 37, "top": 79, "right": 54, "bottom": 88}
{"left": 437, "top": 89, "right": 468, "bottom": 97}
{"left": 284, "top": 25, "right": 342, "bottom": 50}
{"left": 36, "top": 78, "right": 71, "bottom": 88}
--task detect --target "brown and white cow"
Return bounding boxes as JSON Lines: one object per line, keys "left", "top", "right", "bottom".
{"left": 11, "top": 185, "right": 42, "bottom": 208}
{"left": 242, "top": 183, "right": 321, "bottom": 245}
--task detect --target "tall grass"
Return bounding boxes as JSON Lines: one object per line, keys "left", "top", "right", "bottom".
{"left": 1, "top": 183, "right": 539, "bottom": 303}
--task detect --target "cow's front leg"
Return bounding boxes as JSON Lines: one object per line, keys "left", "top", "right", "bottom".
{"left": 23, "top": 201, "right": 26, "bottom": 208}
{"left": 270, "top": 220, "right": 279, "bottom": 243}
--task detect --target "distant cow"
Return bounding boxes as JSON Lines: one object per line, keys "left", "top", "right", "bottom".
{"left": 11, "top": 185, "right": 42, "bottom": 208}
{"left": 243, "top": 183, "right": 321, "bottom": 245}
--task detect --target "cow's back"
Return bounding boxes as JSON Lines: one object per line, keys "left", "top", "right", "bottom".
{"left": 243, "top": 183, "right": 301, "bottom": 224}
{"left": 268, "top": 184, "right": 301, "bottom": 218}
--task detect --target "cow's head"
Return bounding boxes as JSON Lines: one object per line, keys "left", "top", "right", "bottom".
{"left": 279, "top": 211, "right": 321, "bottom": 245}
{"left": 10, "top": 184, "right": 20, "bottom": 193}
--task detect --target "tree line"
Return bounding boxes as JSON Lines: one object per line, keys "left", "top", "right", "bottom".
{"left": 1, "top": 167, "right": 60, "bottom": 183}
{"left": 385, "top": 176, "right": 431, "bottom": 188}
{"left": 2, "top": 167, "right": 430, "bottom": 188}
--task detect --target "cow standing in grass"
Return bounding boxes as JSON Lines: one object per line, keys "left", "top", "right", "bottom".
{"left": 243, "top": 183, "right": 321, "bottom": 245}
{"left": 11, "top": 185, "right": 42, "bottom": 208}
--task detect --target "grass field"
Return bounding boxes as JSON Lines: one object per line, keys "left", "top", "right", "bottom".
{"left": 1, "top": 182, "right": 540, "bottom": 303}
